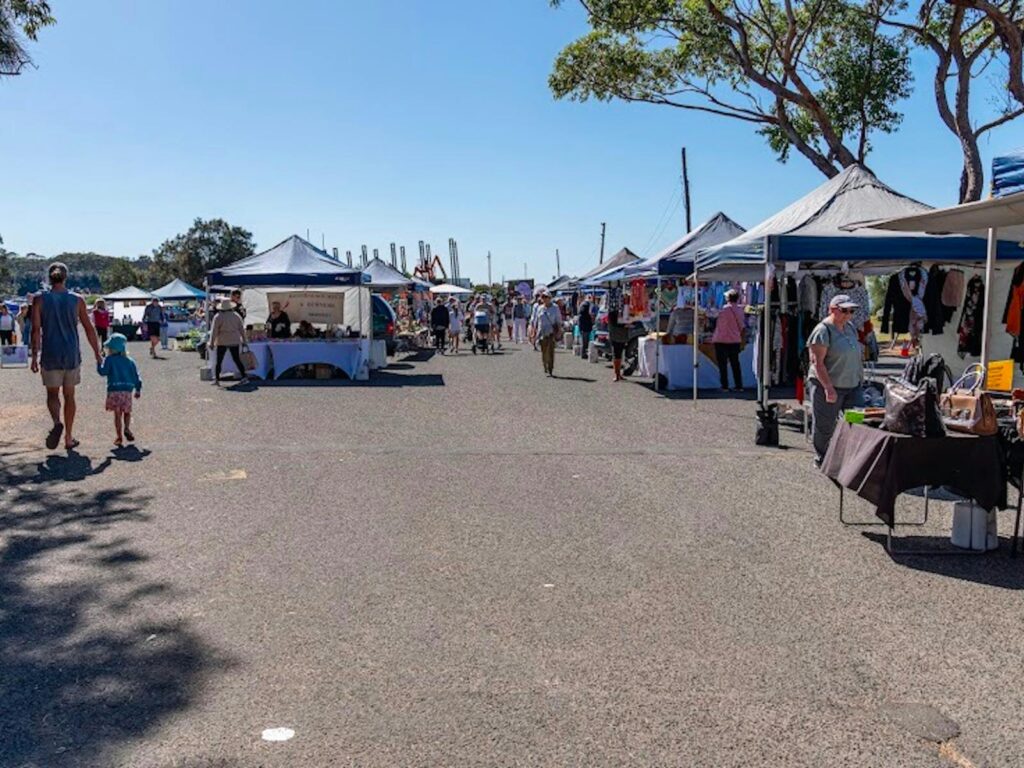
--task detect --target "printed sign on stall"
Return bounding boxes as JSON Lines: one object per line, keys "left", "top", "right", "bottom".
{"left": 986, "top": 359, "right": 1013, "bottom": 392}
{"left": 267, "top": 292, "right": 345, "bottom": 325}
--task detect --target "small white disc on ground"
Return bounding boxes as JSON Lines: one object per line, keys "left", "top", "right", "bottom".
{"left": 543, "top": 583, "right": 555, "bottom": 588}
{"left": 261, "top": 727, "right": 295, "bottom": 742}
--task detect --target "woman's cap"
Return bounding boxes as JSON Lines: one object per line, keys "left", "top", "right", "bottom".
{"left": 218, "top": 299, "right": 234, "bottom": 311}
{"left": 103, "top": 332, "right": 128, "bottom": 354}
{"left": 829, "top": 294, "right": 860, "bottom": 309}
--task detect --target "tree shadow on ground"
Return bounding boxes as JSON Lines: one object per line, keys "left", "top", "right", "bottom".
{"left": 0, "top": 449, "right": 233, "bottom": 767}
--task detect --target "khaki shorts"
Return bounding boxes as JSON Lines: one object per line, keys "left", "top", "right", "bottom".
{"left": 41, "top": 366, "right": 81, "bottom": 389}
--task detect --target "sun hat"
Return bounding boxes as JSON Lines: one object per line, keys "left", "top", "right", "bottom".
{"left": 218, "top": 299, "right": 235, "bottom": 311}
{"left": 828, "top": 294, "right": 860, "bottom": 309}
{"left": 103, "top": 332, "right": 128, "bottom": 354}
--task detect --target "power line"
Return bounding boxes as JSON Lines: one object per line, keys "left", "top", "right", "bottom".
{"left": 639, "top": 185, "right": 682, "bottom": 257}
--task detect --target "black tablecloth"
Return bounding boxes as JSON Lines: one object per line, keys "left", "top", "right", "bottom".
{"left": 821, "top": 422, "right": 1007, "bottom": 526}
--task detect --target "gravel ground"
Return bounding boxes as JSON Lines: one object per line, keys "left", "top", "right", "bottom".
{"left": 1, "top": 339, "right": 1022, "bottom": 767}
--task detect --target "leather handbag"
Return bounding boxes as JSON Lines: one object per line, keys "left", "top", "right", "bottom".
{"left": 882, "top": 377, "right": 945, "bottom": 437}
{"left": 940, "top": 364, "right": 997, "bottom": 436}
{"left": 239, "top": 344, "right": 257, "bottom": 372}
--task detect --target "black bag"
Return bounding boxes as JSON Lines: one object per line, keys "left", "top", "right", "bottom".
{"left": 756, "top": 404, "right": 780, "bottom": 446}
{"left": 881, "top": 378, "right": 946, "bottom": 437}
{"left": 901, "top": 353, "right": 953, "bottom": 395}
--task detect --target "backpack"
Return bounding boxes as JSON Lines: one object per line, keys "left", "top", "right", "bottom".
{"left": 902, "top": 352, "right": 953, "bottom": 395}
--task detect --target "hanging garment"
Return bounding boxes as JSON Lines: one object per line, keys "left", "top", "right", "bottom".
{"left": 1002, "top": 262, "right": 1024, "bottom": 338}
{"left": 942, "top": 269, "right": 965, "bottom": 309}
{"left": 819, "top": 278, "right": 871, "bottom": 331}
{"left": 798, "top": 275, "right": 818, "bottom": 313}
{"left": 898, "top": 266, "right": 928, "bottom": 334}
{"left": 958, "top": 276, "right": 985, "bottom": 358}
{"left": 882, "top": 273, "right": 910, "bottom": 334}
{"left": 923, "top": 265, "right": 947, "bottom": 335}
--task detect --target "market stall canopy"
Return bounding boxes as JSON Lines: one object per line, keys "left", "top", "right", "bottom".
{"left": 103, "top": 285, "right": 154, "bottom": 301}
{"left": 860, "top": 190, "right": 1024, "bottom": 242}
{"left": 429, "top": 282, "right": 472, "bottom": 295}
{"left": 207, "top": 235, "right": 368, "bottom": 287}
{"left": 591, "top": 213, "right": 746, "bottom": 283}
{"left": 697, "top": 165, "right": 1024, "bottom": 280}
{"left": 994, "top": 148, "right": 1024, "bottom": 198}
{"left": 152, "top": 278, "right": 206, "bottom": 301}
{"left": 545, "top": 275, "right": 575, "bottom": 292}
{"left": 575, "top": 248, "right": 639, "bottom": 287}
{"left": 363, "top": 257, "right": 416, "bottom": 289}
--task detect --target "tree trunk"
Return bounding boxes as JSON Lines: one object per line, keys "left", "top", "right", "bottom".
{"left": 959, "top": 137, "right": 985, "bottom": 202}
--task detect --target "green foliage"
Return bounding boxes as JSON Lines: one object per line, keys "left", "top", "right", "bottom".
{"left": 0, "top": 247, "right": 13, "bottom": 295}
{"left": 151, "top": 218, "right": 255, "bottom": 287}
{"left": 5, "top": 251, "right": 126, "bottom": 295}
{"left": 0, "top": 0, "right": 55, "bottom": 76}
{"left": 101, "top": 258, "right": 142, "bottom": 294}
{"left": 549, "top": 0, "right": 912, "bottom": 175}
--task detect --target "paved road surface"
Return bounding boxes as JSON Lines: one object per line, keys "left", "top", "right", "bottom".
{"left": 2, "top": 341, "right": 1022, "bottom": 767}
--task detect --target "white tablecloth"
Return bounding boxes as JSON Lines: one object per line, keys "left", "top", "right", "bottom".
{"left": 653, "top": 341, "right": 756, "bottom": 390}
{"left": 209, "top": 342, "right": 272, "bottom": 379}
{"left": 267, "top": 340, "right": 363, "bottom": 380}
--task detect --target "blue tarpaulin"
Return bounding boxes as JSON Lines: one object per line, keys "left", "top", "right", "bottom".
{"left": 993, "top": 149, "right": 1024, "bottom": 198}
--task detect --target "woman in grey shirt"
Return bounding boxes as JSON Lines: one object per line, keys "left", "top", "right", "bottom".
{"left": 808, "top": 294, "right": 865, "bottom": 466}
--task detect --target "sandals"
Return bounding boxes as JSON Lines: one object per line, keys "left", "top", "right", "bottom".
{"left": 124, "top": 428, "right": 135, "bottom": 443}
{"left": 114, "top": 438, "right": 124, "bottom": 448}
{"left": 45, "top": 423, "right": 64, "bottom": 450}
{"left": 65, "top": 439, "right": 80, "bottom": 451}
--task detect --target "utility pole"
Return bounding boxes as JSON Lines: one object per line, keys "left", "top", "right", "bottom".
{"left": 599, "top": 222, "right": 606, "bottom": 264}
{"left": 555, "top": 248, "right": 561, "bottom": 277}
{"left": 681, "top": 147, "right": 692, "bottom": 233}
{"left": 487, "top": 251, "right": 492, "bottom": 286}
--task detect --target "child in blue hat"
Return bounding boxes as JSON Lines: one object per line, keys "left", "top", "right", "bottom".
{"left": 97, "top": 332, "right": 142, "bottom": 447}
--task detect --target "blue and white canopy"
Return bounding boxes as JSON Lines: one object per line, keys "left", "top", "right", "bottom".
{"left": 697, "top": 165, "right": 1024, "bottom": 280}
{"left": 207, "top": 235, "right": 368, "bottom": 288}
{"left": 363, "top": 258, "right": 416, "bottom": 290}
{"left": 152, "top": 277, "right": 206, "bottom": 301}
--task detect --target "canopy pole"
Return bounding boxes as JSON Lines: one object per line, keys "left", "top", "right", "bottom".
{"left": 760, "top": 260, "right": 771, "bottom": 409}
{"left": 692, "top": 264, "right": 699, "bottom": 403}
{"left": 980, "top": 226, "right": 998, "bottom": 371}
{"left": 654, "top": 276, "right": 661, "bottom": 392}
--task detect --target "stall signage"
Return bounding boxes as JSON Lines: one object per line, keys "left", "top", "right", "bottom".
{"left": 986, "top": 359, "right": 1013, "bottom": 392}
{"left": 267, "top": 292, "right": 345, "bottom": 325}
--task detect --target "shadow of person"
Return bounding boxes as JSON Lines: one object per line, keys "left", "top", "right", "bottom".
{"left": 111, "top": 446, "right": 152, "bottom": 463}
{"left": 35, "top": 450, "right": 112, "bottom": 483}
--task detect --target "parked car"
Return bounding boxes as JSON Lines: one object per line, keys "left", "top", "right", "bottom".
{"left": 371, "top": 294, "right": 397, "bottom": 355}
{"left": 591, "top": 310, "right": 647, "bottom": 376}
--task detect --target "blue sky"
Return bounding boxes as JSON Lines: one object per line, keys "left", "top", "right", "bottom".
{"left": 1, "top": 0, "right": 1020, "bottom": 283}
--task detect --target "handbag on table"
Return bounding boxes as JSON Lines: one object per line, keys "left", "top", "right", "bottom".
{"left": 940, "top": 364, "right": 997, "bottom": 436}
{"left": 881, "top": 378, "right": 946, "bottom": 437}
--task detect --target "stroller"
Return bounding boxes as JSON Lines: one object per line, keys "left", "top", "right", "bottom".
{"left": 471, "top": 311, "right": 495, "bottom": 354}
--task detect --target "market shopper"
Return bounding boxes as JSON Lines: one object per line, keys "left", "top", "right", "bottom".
{"left": 142, "top": 297, "right": 164, "bottom": 358}
{"left": 96, "top": 333, "right": 142, "bottom": 447}
{"left": 448, "top": 298, "right": 463, "bottom": 353}
{"left": 502, "top": 297, "right": 514, "bottom": 341}
{"left": 577, "top": 297, "right": 594, "bottom": 359}
{"left": 808, "top": 294, "right": 865, "bottom": 466}
{"left": 607, "top": 284, "right": 629, "bottom": 382}
{"left": 30, "top": 262, "right": 103, "bottom": 451}
{"left": 512, "top": 297, "right": 528, "bottom": 343}
{"left": 267, "top": 301, "right": 292, "bottom": 339}
{"left": 17, "top": 303, "right": 32, "bottom": 347}
{"left": 210, "top": 299, "right": 249, "bottom": 386}
{"left": 92, "top": 298, "right": 111, "bottom": 343}
{"left": 532, "top": 291, "right": 563, "bottom": 376}
{"left": 430, "top": 297, "right": 450, "bottom": 353}
{"left": 0, "top": 304, "right": 14, "bottom": 346}
{"left": 712, "top": 289, "right": 745, "bottom": 392}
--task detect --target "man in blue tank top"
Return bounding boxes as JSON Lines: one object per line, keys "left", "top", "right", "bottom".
{"left": 30, "top": 262, "right": 102, "bottom": 450}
